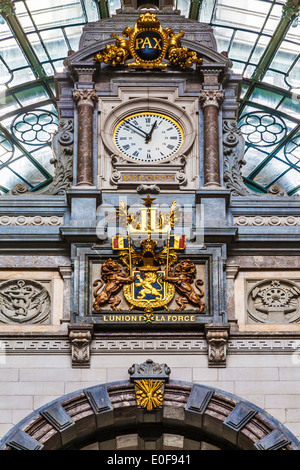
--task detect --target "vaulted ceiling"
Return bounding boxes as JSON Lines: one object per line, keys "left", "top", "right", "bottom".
{"left": 0, "top": 0, "right": 299, "bottom": 195}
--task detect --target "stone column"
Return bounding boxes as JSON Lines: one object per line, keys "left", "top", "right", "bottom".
{"left": 199, "top": 90, "right": 224, "bottom": 188}
{"left": 73, "top": 88, "right": 98, "bottom": 186}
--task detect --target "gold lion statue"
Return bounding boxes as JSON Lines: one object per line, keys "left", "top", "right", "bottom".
{"left": 93, "top": 258, "right": 134, "bottom": 311}
{"left": 164, "top": 259, "right": 205, "bottom": 312}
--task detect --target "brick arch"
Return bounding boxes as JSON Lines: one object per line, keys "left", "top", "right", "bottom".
{"left": 0, "top": 381, "right": 299, "bottom": 450}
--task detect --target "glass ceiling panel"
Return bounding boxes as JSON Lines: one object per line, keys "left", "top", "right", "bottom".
{"left": 0, "top": 0, "right": 299, "bottom": 195}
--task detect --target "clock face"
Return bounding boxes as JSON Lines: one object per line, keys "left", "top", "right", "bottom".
{"left": 113, "top": 112, "right": 184, "bottom": 162}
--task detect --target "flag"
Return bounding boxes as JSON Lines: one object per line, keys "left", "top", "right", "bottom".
{"left": 169, "top": 234, "right": 185, "bottom": 249}
{"left": 112, "top": 236, "right": 129, "bottom": 249}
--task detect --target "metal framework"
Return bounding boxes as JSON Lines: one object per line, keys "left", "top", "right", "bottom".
{"left": 0, "top": 0, "right": 299, "bottom": 194}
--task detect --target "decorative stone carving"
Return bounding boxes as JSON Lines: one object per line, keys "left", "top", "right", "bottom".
{"left": 73, "top": 88, "right": 98, "bottom": 108}
{"left": 204, "top": 324, "right": 230, "bottom": 368}
{"left": 199, "top": 89, "right": 224, "bottom": 109}
{"left": 68, "top": 324, "right": 94, "bottom": 368}
{"left": 222, "top": 120, "right": 252, "bottom": 196}
{"left": 0, "top": 279, "right": 51, "bottom": 324}
{"left": 129, "top": 359, "right": 171, "bottom": 412}
{"left": 128, "top": 359, "right": 171, "bottom": 380}
{"left": 247, "top": 279, "right": 300, "bottom": 324}
{"left": 267, "top": 184, "right": 288, "bottom": 197}
{"left": 42, "top": 118, "right": 74, "bottom": 195}
{"left": 0, "top": 216, "right": 63, "bottom": 226}
{"left": 234, "top": 216, "right": 300, "bottom": 226}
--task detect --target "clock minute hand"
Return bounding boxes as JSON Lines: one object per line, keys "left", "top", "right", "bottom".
{"left": 123, "top": 119, "right": 148, "bottom": 137}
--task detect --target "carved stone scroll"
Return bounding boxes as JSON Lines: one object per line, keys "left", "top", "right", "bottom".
{"left": 205, "top": 324, "right": 230, "bottom": 368}
{"left": 68, "top": 324, "right": 94, "bottom": 368}
{"left": 222, "top": 120, "right": 251, "bottom": 196}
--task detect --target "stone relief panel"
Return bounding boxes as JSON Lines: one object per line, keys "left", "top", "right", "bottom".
{"left": 0, "top": 268, "right": 66, "bottom": 328}
{"left": 233, "top": 270, "right": 300, "bottom": 331}
{"left": 0, "top": 279, "right": 51, "bottom": 324}
{"left": 247, "top": 279, "right": 300, "bottom": 324}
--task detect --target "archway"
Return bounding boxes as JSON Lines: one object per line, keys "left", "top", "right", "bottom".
{"left": 0, "top": 380, "right": 299, "bottom": 450}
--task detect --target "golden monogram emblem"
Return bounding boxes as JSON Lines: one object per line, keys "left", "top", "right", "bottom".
{"left": 94, "top": 12, "right": 202, "bottom": 70}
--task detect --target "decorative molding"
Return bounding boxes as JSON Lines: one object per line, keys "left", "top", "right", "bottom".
{"left": 0, "top": 215, "right": 63, "bottom": 226}
{"left": 204, "top": 324, "right": 230, "bottom": 367}
{"left": 68, "top": 324, "right": 94, "bottom": 368}
{"left": 1, "top": 336, "right": 300, "bottom": 355}
{"left": 226, "top": 264, "right": 239, "bottom": 280}
{"left": 0, "top": 279, "right": 51, "bottom": 324}
{"left": 234, "top": 216, "right": 300, "bottom": 226}
{"left": 92, "top": 339, "right": 208, "bottom": 353}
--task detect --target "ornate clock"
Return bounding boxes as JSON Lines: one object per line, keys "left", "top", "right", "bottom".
{"left": 113, "top": 112, "right": 184, "bottom": 162}
{"left": 99, "top": 95, "right": 197, "bottom": 191}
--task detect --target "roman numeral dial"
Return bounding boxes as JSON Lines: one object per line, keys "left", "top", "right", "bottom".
{"left": 113, "top": 112, "right": 184, "bottom": 162}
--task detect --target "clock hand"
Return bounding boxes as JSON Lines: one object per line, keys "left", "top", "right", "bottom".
{"left": 145, "top": 120, "right": 157, "bottom": 143}
{"left": 123, "top": 119, "right": 148, "bottom": 137}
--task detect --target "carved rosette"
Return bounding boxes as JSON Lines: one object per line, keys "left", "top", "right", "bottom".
{"left": 68, "top": 325, "right": 94, "bottom": 368}
{"left": 199, "top": 90, "right": 224, "bottom": 188}
{"left": 205, "top": 324, "right": 230, "bottom": 368}
{"left": 0, "top": 279, "right": 51, "bottom": 324}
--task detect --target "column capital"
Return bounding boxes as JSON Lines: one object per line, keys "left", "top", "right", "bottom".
{"left": 282, "top": 0, "right": 300, "bottom": 20}
{"left": 73, "top": 88, "right": 98, "bottom": 108}
{"left": 199, "top": 89, "right": 224, "bottom": 109}
{"left": 0, "top": 0, "right": 15, "bottom": 17}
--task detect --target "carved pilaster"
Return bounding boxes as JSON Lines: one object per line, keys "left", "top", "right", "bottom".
{"left": 205, "top": 324, "right": 230, "bottom": 368}
{"left": 226, "top": 265, "right": 239, "bottom": 327}
{"left": 68, "top": 324, "right": 94, "bottom": 368}
{"left": 73, "top": 88, "right": 98, "bottom": 186}
{"left": 58, "top": 266, "right": 72, "bottom": 323}
{"left": 199, "top": 90, "right": 224, "bottom": 188}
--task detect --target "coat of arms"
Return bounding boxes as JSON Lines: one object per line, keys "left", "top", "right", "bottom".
{"left": 92, "top": 196, "right": 205, "bottom": 322}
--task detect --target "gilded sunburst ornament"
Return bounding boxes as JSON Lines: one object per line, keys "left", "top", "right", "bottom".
{"left": 135, "top": 379, "right": 164, "bottom": 411}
